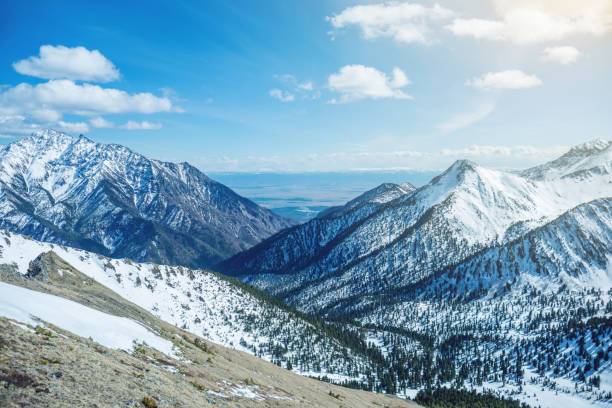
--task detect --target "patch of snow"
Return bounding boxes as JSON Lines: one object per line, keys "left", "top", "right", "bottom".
{"left": 0, "top": 281, "right": 176, "bottom": 357}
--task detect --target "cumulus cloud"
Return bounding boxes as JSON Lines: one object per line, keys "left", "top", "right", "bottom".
{"left": 89, "top": 116, "right": 114, "bottom": 128}
{"left": 119, "top": 120, "right": 162, "bottom": 130}
{"left": 57, "top": 121, "right": 90, "bottom": 134}
{"left": 327, "top": 2, "right": 453, "bottom": 44}
{"left": 269, "top": 88, "right": 295, "bottom": 102}
{"left": 13, "top": 45, "right": 120, "bottom": 82}
{"left": 328, "top": 65, "right": 412, "bottom": 103}
{"left": 0, "top": 77, "right": 175, "bottom": 137}
{"left": 0, "top": 79, "right": 174, "bottom": 119}
{"left": 466, "top": 70, "right": 542, "bottom": 90}
{"left": 272, "top": 75, "right": 318, "bottom": 100}
{"left": 0, "top": 115, "right": 35, "bottom": 137}
{"left": 0, "top": 45, "right": 181, "bottom": 137}
{"left": 542, "top": 46, "right": 581, "bottom": 64}
{"left": 438, "top": 102, "right": 495, "bottom": 132}
{"left": 447, "top": 0, "right": 612, "bottom": 44}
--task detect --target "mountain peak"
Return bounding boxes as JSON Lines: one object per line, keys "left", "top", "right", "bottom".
{"left": 431, "top": 159, "right": 481, "bottom": 185}
{"left": 566, "top": 139, "right": 611, "bottom": 156}
{"left": 522, "top": 139, "right": 612, "bottom": 180}
{"left": 24, "top": 129, "right": 96, "bottom": 151}
{"left": 449, "top": 159, "right": 478, "bottom": 171}
{"left": 399, "top": 182, "right": 416, "bottom": 193}
{"left": 0, "top": 130, "right": 294, "bottom": 268}
{"left": 31, "top": 128, "right": 64, "bottom": 138}
{"left": 30, "top": 128, "right": 76, "bottom": 141}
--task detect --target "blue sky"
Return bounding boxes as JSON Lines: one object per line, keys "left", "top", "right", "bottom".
{"left": 0, "top": 0, "right": 610, "bottom": 172}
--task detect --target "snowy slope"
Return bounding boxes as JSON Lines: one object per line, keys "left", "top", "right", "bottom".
{"left": 409, "top": 198, "right": 612, "bottom": 302}
{"left": 222, "top": 140, "right": 612, "bottom": 313}
{"left": 217, "top": 140, "right": 612, "bottom": 407}
{"left": 0, "top": 129, "right": 294, "bottom": 268}
{"left": 219, "top": 181, "right": 415, "bottom": 277}
{"left": 521, "top": 139, "right": 612, "bottom": 180}
{"left": 317, "top": 182, "right": 415, "bottom": 218}
{"left": 0, "top": 229, "right": 373, "bottom": 382}
{"left": 0, "top": 281, "right": 175, "bottom": 356}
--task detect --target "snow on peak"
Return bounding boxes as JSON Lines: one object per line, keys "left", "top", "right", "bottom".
{"left": 522, "top": 139, "right": 612, "bottom": 180}
{"left": 399, "top": 182, "right": 416, "bottom": 193}
{"left": 0, "top": 128, "right": 293, "bottom": 268}
{"left": 567, "top": 138, "right": 611, "bottom": 155}
{"left": 425, "top": 159, "right": 484, "bottom": 194}
{"left": 436, "top": 159, "right": 482, "bottom": 183}
{"left": 27, "top": 128, "right": 90, "bottom": 147}
{"left": 31, "top": 128, "right": 67, "bottom": 139}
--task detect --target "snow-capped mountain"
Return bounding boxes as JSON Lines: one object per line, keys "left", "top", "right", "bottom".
{"left": 218, "top": 140, "right": 612, "bottom": 407}
{"left": 0, "top": 129, "right": 293, "bottom": 268}
{"left": 349, "top": 196, "right": 612, "bottom": 406}
{"left": 328, "top": 196, "right": 612, "bottom": 315}
{"left": 219, "top": 180, "right": 415, "bottom": 279}
{"left": 317, "top": 182, "right": 415, "bottom": 218}
{"left": 220, "top": 140, "right": 612, "bottom": 314}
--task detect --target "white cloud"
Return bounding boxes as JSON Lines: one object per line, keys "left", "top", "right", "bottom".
{"left": 542, "top": 46, "right": 581, "bottom": 64}
{"left": 269, "top": 88, "right": 295, "bottom": 102}
{"left": 466, "top": 70, "right": 542, "bottom": 90}
{"left": 272, "top": 75, "right": 318, "bottom": 99}
{"left": 0, "top": 79, "right": 174, "bottom": 118}
{"left": 193, "top": 144, "right": 569, "bottom": 173}
{"left": 31, "top": 109, "right": 62, "bottom": 122}
{"left": 119, "top": 120, "right": 162, "bottom": 130}
{"left": 447, "top": 0, "right": 612, "bottom": 44}
{"left": 90, "top": 116, "right": 114, "bottom": 128}
{"left": 13, "top": 45, "right": 120, "bottom": 82}
{"left": 57, "top": 121, "right": 90, "bottom": 134}
{"left": 327, "top": 2, "right": 453, "bottom": 44}
{"left": 438, "top": 102, "right": 495, "bottom": 132}
{"left": 297, "top": 81, "right": 313, "bottom": 91}
{"left": 328, "top": 65, "right": 412, "bottom": 103}
{"left": 0, "top": 114, "right": 40, "bottom": 137}
{"left": 0, "top": 114, "right": 25, "bottom": 124}
{"left": 0, "top": 77, "right": 176, "bottom": 137}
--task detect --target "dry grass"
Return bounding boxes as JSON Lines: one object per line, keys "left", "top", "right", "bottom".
{"left": 0, "top": 251, "right": 420, "bottom": 408}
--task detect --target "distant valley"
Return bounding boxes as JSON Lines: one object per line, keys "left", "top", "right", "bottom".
{"left": 211, "top": 171, "right": 438, "bottom": 222}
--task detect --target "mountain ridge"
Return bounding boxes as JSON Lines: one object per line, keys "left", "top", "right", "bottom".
{"left": 0, "top": 129, "right": 294, "bottom": 268}
{"left": 219, "top": 140, "right": 612, "bottom": 314}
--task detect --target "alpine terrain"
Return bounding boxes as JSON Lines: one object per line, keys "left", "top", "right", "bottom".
{"left": 0, "top": 229, "right": 415, "bottom": 408}
{"left": 0, "top": 129, "right": 294, "bottom": 269}
{"left": 220, "top": 140, "right": 612, "bottom": 407}
{"left": 0, "top": 229, "right": 388, "bottom": 385}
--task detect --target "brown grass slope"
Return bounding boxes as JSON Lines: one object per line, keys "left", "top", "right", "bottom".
{"left": 0, "top": 251, "right": 418, "bottom": 408}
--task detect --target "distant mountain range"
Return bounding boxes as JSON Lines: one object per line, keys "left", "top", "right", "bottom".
{"left": 219, "top": 139, "right": 612, "bottom": 314}
{"left": 0, "top": 129, "right": 293, "bottom": 268}
{"left": 216, "top": 140, "right": 612, "bottom": 407}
